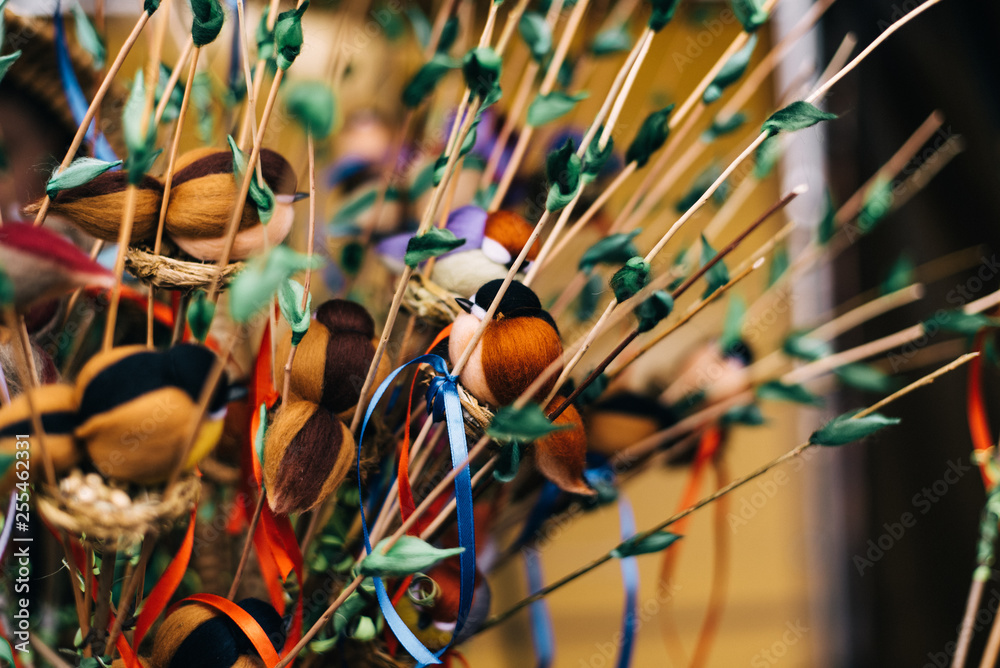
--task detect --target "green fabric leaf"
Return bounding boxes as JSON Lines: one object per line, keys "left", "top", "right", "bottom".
{"left": 720, "top": 294, "right": 746, "bottom": 352}
{"left": 0, "top": 639, "right": 16, "bottom": 668}
{"left": 144, "top": 0, "right": 161, "bottom": 14}
{"left": 228, "top": 246, "right": 323, "bottom": 323}
{"left": 487, "top": 403, "right": 570, "bottom": 444}
{"left": 155, "top": 63, "right": 185, "bottom": 122}
{"left": 761, "top": 101, "right": 837, "bottom": 136}
{"left": 730, "top": 0, "right": 768, "bottom": 33}
{"left": 703, "top": 35, "right": 757, "bottom": 104}
{"left": 753, "top": 133, "right": 782, "bottom": 179}
{"left": 72, "top": 4, "right": 106, "bottom": 69}
{"left": 278, "top": 279, "right": 312, "bottom": 345}
{"left": 274, "top": 2, "right": 309, "bottom": 70}
{"left": 782, "top": 332, "right": 831, "bottom": 362}
{"left": 404, "top": 227, "right": 465, "bottom": 267}
{"left": 340, "top": 241, "right": 364, "bottom": 276}
{"left": 256, "top": 7, "right": 275, "bottom": 63}
{"left": 545, "top": 138, "right": 582, "bottom": 211}
{"left": 677, "top": 166, "right": 725, "bottom": 212}
{"left": 228, "top": 135, "right": 275, "bottom": 224}
{"left": 575, "top": 273, "right": 603, "bottom": 322}
{"left": 582, "top": 132, "right": 613, "bottom": 183}
{"left": 610, "top": 257, "right": 651, "bottom": 302}
{"left": 405, "top": 6, "right": 431, "bottom": 49}
{"left": 701, "top": 112, "right": 747, "bottom": 143}
{"left": 699, "top": 234, "right": 730, "bottom": 299}
{"left": 351, "top": 616, "right": 378, "bottom": 642}
{"left": 437, "top": 16, "right": 459, "bottom": 54}
{"left": 636, "top": 290, "right": 674, "bottom": 333}
{"left": 648, "top": 0, "right": 682, "bottom": 31}
{"left": 360, "top": 535, "right": 465, "bottom": 577}
{"left": 462, "top": 46, "right": 502, "bottom": 100}
{"left": 332, "top": 586, "right": 372, "bottom": 638}
{"left": 285, "top": 80, "right": 336, "bottom": 138}
{"left": 519, "top": 12, "right": 552, "bottom": 62}
{"left": 332, "top": 187, "right": 400, "bottom": 226}
{"left": 757, "top": 380, "right": 824, "bottom": 406}
{"left": 924, "top": 311, "right": 1000, "bottom": 337}
{"left": 809, "top": 410, "right": 901, "bottom": 446}
{"left": 977, "top": 485, "right": 1000, "bottom": 568}
{"left": 45, "top": 157, "right": 121, "bottom": 198}
{"left": 402, "top": 54, "right": 460, "bottom": 108}
{"left": 191, "top": 0, "right": 225, "bottom": 46}
{"left": 857, "top": 176, "right": 894, "bottom": 233}
{"left": 527, "top": 90, "right": 589, "bottom": 128}
{"left": 590, "top": 24, "right": 631, "bottom": 56}
{"left": 611, "top": 531, "right": 681, "bottom": 558}
{"left": 0, "top": 268, "right": 12, "bottom": 307}
{"left": 721, "top": 403, "right": 765, "bottom": 426}
{"left": 493, "top": 441, "right": 521, "bottom": 483}
{"left": 0, "top": 452, "right": 14, "bottom": 478}
{"left": 191, "top": 72, "right": 215, "bottom": 143}
{"left": 122, "top": 72, "right": 159, "bottom": 185}
{"left": 186, "top": 291, "right": 215, "bottom": 342}
{"left": 254, "top": 403, "right": 267, "bottom": 471}
{"left": 579, "top": 230, "right": 641, "bottom": 272}
{"left": 834, "top": 363, "right": 893, "bottom": 394}
{"left": 818, "top": 190, "right": 836, "bottom": 245}
{"left": 880, "top": 254, "right": 915, "bottom": 295}
{"left": 768, "top": 242, "right": 789, "bottom": 287}
{"left": 626, "top": 104, "right": 674, "bottom": 167}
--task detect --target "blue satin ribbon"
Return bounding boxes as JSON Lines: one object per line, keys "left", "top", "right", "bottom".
{"left": 357, "top": 354, "right": 476, "bottom": 666}
{"left": 616, "top": 495, "right": 640, "bottom": 668}
{"left": 53, "top": 2, "right": 118, "bottom": 163}
{"left": 523, "top": 548, "right": 554, "bottom": 668}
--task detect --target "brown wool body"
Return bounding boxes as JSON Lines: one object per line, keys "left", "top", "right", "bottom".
{"left": 263, "top": 400, "right": 355, "bottom": 515}
{"left": 28, "top": 171, "right": 164, "bottom": 243}
{"left": 166, "top": 149, "right": 298, "bottom": 261}
{"left": 482, "top": 210, "right": 539, "bottom": 263}
{"left": 73, "top": 345, "right": 226, "bottom": 485}
{"left": 0, "top": 384, "right": 81, "bottom": 488}
{"left": 533, "top": 399, "right": 593, "bottom": 496}
{"left": 265, "top": 300, "right": 383, "bottom": 515}
{"left": 150, "top": 598, "right": 284, "bottom": 668}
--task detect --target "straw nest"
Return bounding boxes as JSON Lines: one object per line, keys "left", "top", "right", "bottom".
{"left": 36, "top": 470, "right": 200, "bottom": 551}
{"left": 402, "top": 273, "right": 460, "bottom": 327}
{"left": 125, "top": 247, "right": 244, "bottom": 292}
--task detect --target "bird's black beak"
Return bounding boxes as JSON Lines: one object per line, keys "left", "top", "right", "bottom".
{"left": 292, "top": 192, "right": 310, "bottom": 202}
{"left": 455, "top": 297, "right": 474, "bottom": 314}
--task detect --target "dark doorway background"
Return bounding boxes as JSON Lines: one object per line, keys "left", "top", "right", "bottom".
{"left": 821, "top": 1, "right": 1000, "bottom": 665}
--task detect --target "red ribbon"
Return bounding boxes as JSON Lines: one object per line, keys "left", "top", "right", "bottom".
{"left": 968, "top": 332, "right": 995, "bottom": 488}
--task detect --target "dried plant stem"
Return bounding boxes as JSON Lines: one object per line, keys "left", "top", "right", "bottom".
{"left": 237, "top": 0, "right": 281, "bottom": 149}
{"left": 228, "top": 493, "right": 265, "bottom": 600}
{"left": 977, "top": 595, "right": 1000, "bottom": 668}
{"left": 480, "top": 353, "right": 976, "bottom": 632}
{"left": 206, "top": 69, "right": 285, "bottom": 304}
{"left": 147, "top": 45, "right": 202, "bottom": 346}
{"left": 104, "top": 538, "right": 155, "bottom": 655}
{"left": 29, "top": 634, "right": 73, "bottom": 668}
{"left": 489, "top": 0, "right": 590, "bottom": 209}
{"left": 6, "top": 311, "right": 56, "bottom": 487}
{"left": 952, "top": 572, "right": 988, "bottom": 668}
{"left": 810, "top": 283, "right": 924, "bottom": 342}
{"left": 33, "top": 10, "right": 152, "bottom": 227}
{"left": 153, "top": 37, "right": 194, "bottom": 126}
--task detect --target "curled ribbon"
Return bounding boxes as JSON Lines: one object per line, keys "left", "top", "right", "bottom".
{"left": 358, "top": 354, "right": 476, "bottom": 666}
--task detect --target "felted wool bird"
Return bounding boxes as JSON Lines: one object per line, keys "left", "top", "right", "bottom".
{"left": 150, "top": 598, "right": 285, "bottom": 668}
{"left": 0, "top": 222, "right": 114, "bottom": 310}
{"left": 392, "top": 561, "right": 492, "bottom": 651}
{"left": 264, "top": 299, "right": 389, "bottom": 515}
{"left": 377, "top": 207, "right": 540, "bottom": 297}
{"left": 74, "top": 343, "right": 229, "bottom": 485}
{"left": 449, "top": 279, "right": 592, "bottom": 494}
{"left": 448, "top": 279, "right": 561, "bottom": 407}
{"left": 165, "top": 147, "right": 301, "bottom": 261}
